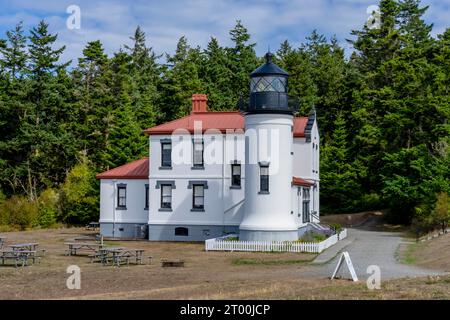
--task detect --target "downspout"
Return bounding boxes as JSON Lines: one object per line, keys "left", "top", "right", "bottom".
{"left": 222, "top": 134, "right": 226, "bottom": 235}
{"left": 113, "top": 179, "right": 116, "bottom": 238}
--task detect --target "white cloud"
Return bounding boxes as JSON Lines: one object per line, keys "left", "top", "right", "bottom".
{"left": 0, "top": 0, "right": 448, "bottom": 66}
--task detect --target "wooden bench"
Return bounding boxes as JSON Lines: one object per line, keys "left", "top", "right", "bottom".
{"left": 1, "top": 251, "right": 26, "bottom": 268}
{"left": 113, "top": 252, "right": 132, "bottom": 267}
{"left": 85, "top": 222, "right": 100, "bottom": 231}
{"left": 89, "top": 252, "right": 107, "bottom": 264}
{"left": 161, "top": 259, "right": 185, "bottom": 268}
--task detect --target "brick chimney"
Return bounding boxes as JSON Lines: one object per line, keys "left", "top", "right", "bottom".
{"left": 191, "top": 94, "right": 208, "bottom": 114}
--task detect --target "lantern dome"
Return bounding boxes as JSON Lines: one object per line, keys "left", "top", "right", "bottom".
{"left": 244, "top": 52, "right": 292, "bottom": 115}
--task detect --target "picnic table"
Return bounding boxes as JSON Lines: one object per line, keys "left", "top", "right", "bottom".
{"left": 65, "top": 242, "right": 104, "bottom": 256}
{"left": 118, "top": 249, "right": 146, "bottom": 266}
{"left": 9, "top": 243, "right": 39, "bottom": 252}
{"left": 93, "top": 247, "right": 124, "bottom": 265}
{"left": 93, "top": 248, "right": 146, "bottom": 267}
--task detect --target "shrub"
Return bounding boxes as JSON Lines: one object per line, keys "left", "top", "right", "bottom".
{"left": 412, "top": 193, "right": 450, "bottom": 238}
{"left": 59, "top": 162, "right": 99, "bottom": 224}
{"left": 298, "top": 231, "right": 327, "bottom": 243}
{"left": 430, "top": 192, "right": 450, "bottom": 234}
{"left": 224, "top": 237, "right": 239, "bottom": 241}
{"left": 37, "top": 188, "right": 58, "bottom": 228}
{"left": 0, "top": 195, "right": 39, "bottom": 230}
{"left": 329, "top": 223, "right": 342, "bottom": 234}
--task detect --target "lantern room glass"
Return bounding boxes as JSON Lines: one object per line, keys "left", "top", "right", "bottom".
{"left": 250, "top": 76, "right": 287, "bottom": 93}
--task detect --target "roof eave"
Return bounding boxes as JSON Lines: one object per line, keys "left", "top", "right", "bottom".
{"left": 96, "top": 175, "right": 148, "bottom": 180}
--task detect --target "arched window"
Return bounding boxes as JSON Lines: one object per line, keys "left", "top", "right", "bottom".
{"left": 175, "top": 227, "right": 189, "bottom": 236}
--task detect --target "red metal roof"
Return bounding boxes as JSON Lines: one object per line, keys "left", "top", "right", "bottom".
{"left": 293, "top": 117, "right": 308, "bottom": 138}
{"left": 96, "top": 157, "right": 149, "bottom": 180}
{"left": 144, "top": 111, "right": 309, "bottom": 137}
{"left": 292, "top": 177, "right": 315, "bottom": 187}
{"left": 144, "top": 112, "right": 244, "bottom": 135}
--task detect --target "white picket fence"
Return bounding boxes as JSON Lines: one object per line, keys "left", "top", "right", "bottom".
{"left": 205, "top": 228, "right": 347, "bottom": 253}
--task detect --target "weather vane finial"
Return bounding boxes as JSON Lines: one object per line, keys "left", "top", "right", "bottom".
{"left": 265, "top": 46, "right": 273, "bottom": 63}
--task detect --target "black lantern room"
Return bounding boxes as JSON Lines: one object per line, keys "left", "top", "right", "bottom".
{"left": 244, "top": 52, "right": 292, "bottom": 115}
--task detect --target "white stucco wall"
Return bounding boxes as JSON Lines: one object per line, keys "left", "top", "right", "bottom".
{"left": 240, "top": 114, "right": 297, "bottom": 232}
{"left": 148, "top": 132, "right": 245, "bottom": 227}
{"left": 99, "top": 179, "right": 149, "bottom": 224}
{"left": 293, "top": 119, "right": 320, "bottom": 181}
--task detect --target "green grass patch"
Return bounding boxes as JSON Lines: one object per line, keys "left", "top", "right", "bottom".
{"left": 103, "top": 241, "right": 123, "bottom": 246}
{"left": 400, "top": 242, "right": 422, "bottom": 265}
{"left": 224, "top": 237, "right": 239, "bottom": 241}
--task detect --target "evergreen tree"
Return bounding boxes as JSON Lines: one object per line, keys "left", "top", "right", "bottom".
{"left": 227, "top": 21, "right": 259, "bottom": 104}
{"left": 200, "top": 37, "right": 234, "bottom": 111}
{"left": 350, "top": 0, "right": 448, "bottom": 222}
{"left": 1, "top": 21, "right": 75, "bottom": 199}
{"left": 0, "top": 22, "right": 27, "bottom": 80}
{"left": 159, "top": 36, "right": 204, "bottom": 121}
{"left": 320, "top": 113, "right": 364, "bottom": 212}
{"left": 125, "top": 26, "right": 160, "bottom": 129}
{"left": 72, "top": 40, "right": 112, "bottom": 169}
{"left": 0, "top": 23, "right": 29, "bottom": 195}
{"left": 276, "top": 40, "right": 317, "bottom": 115}
{"left": 104, "top": 52, "right": 145, "bottom": 168}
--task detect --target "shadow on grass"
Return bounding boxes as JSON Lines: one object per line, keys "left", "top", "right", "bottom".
{"left": 232, "top": 258, "right": 312, "bottom": 266}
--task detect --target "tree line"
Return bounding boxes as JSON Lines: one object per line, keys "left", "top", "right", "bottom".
{"left": 0, "top": 0, "right": 448, "bottom": 233}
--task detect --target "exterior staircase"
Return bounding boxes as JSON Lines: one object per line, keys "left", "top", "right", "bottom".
{"left": 308, "top": 222, "right": 335, "bottom": 236}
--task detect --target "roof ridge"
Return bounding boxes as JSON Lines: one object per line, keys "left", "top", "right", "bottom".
{"left": 144, "top": 114, "right": 191, "bottom": 133}
{"left": 190, "top": 111, "right": 241, "bottom": 114}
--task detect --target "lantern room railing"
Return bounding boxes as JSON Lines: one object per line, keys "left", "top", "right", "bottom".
{"left": 239, "top": 93, "right": 299, "bottom": 114}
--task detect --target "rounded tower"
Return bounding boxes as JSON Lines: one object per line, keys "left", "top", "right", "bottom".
{"left": 239, "top": 53, "right": 298, "bottom": 241}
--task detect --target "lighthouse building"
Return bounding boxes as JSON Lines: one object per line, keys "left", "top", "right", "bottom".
{"left": 97, "top": 53, "right": 320, "bottom": 241}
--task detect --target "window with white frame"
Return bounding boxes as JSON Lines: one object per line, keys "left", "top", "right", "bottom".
{"left": 161, "top": 140, "right": 172, "bottom": 168}
{"left": 117, "top": 184, "right": 126, "bottom": 209}
{"left": 231, "top": 164, "right": 241, "bottom": 187}
{"left": 145, "top": 184, "right": 149, "bottom": 209}
{"left": 193, "top": 139, "right": 204, "bottom": 167}
{"left": 192, "top": 185, "right": 205, "bottom": 210}
{"left": 161, "top": 185, "right": 172, "bottom": 209}
{"left": 302, "top": 187, "right": 310, "bottom": 223}
{"left": 316, "top": 143, "right": 319, "bottom": 174}
{"left": 260, "top": 164, "right": 269, "bottom": 193}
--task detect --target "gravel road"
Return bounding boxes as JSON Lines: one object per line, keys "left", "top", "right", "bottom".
{"left": 308, "top": 219, "right": 446, "bottom": 280}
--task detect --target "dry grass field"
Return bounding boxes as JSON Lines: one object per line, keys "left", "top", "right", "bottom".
{"left": 0, "top": 227, "right": 449, "bottom": 300}
{"left": 401, "top": 232, "right": 450, "bottom": 272}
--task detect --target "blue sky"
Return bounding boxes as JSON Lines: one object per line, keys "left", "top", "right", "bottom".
{"left": 0, "top": 0, "right": 449, "bottom": 65}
